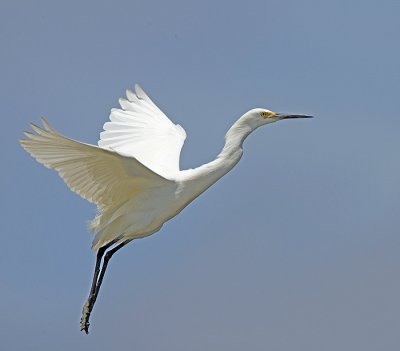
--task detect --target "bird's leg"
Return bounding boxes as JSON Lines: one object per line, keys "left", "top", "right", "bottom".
{"left": 92, "top": 241, "right": 131, "bottom": 305}
{"left": 89, "top": 246, "right": 110, "bottom": 301}
{"left": 80, "top": 240, "right": 131, "bottom": 334}
{"left": 80, "top": 241, "right": 114, "bottom": 334}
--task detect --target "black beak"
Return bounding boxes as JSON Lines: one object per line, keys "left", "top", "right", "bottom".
{"left": 276, "top": 113, "right": 314, "bottom": 119}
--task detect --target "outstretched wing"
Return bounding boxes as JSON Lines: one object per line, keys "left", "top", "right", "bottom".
{"left": 19, "top": 118, "right": 172, "bottom": 210}
{"left": 98, "top": 84, "right": 187, "bottom": 178}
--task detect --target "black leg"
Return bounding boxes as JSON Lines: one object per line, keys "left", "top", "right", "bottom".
{"left": 92, "top": 241, "right": 131, "bottom": 305}
{"left": 80, "top": 241, "right": 114, "bottom": 334}
{"left": 89, "top": 244, "right": 112, "bottom": 301}
{"left": 80, "top": 240, "right": 131, "bottom": 334}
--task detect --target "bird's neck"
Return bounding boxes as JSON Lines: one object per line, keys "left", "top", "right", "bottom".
{"left": 218, "top": 120, "right": 252, "bottom": 161}
{"left": 181, "top": 119, "right": 252, "bottom": 189}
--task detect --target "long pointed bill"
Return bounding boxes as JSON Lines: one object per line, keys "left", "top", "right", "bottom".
{"left": 276, "top": 113, "right": 313, "bottom": 119}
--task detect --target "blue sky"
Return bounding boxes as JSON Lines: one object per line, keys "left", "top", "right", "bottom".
{"left": 1, "top": 0, "right": 400, "bottom": 350}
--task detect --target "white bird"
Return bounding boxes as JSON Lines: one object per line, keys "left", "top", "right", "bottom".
{"left": 19, "top": 84, "right": 312, "bottom": 333}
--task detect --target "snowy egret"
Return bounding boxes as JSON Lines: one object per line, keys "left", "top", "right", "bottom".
{"left": 20, "top": 84, "right": 312, "bottom": 333}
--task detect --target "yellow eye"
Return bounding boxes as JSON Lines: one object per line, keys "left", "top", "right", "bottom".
{"left": 260, "top": 111, "right": 276, "bottom": 118}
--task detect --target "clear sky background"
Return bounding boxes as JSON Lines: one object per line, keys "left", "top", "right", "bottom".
{"left": 1, "top": 0, "right": 400, "bottom": 350}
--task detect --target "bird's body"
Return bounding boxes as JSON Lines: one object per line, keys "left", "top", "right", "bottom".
{"left": 20, "top": 84, "right": 312, "bottom": 333}
{"left": 91, "top": 124, "right": 244, "bottom": 249}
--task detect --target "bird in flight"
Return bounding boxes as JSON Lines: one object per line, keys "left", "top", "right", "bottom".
{"left": 20, "top": 84, "right": 312, "bottom": 333}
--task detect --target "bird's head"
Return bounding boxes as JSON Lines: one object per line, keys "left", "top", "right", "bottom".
{"left": 241, "top": 108, "right": 313, "bottom": 130}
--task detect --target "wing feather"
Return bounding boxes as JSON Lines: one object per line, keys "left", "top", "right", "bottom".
{"left": 20, "top": 118, "right": 172, "bottom": 210}
{"left": 98, "top": 84, "right": 186, "bottom": 177}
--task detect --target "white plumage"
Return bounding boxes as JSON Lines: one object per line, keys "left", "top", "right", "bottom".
{"left": 20, "top": 84, "right": 312, "bottom": 333}
{"left": 99, "top": 84, "right": 186, "bottom": 177}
